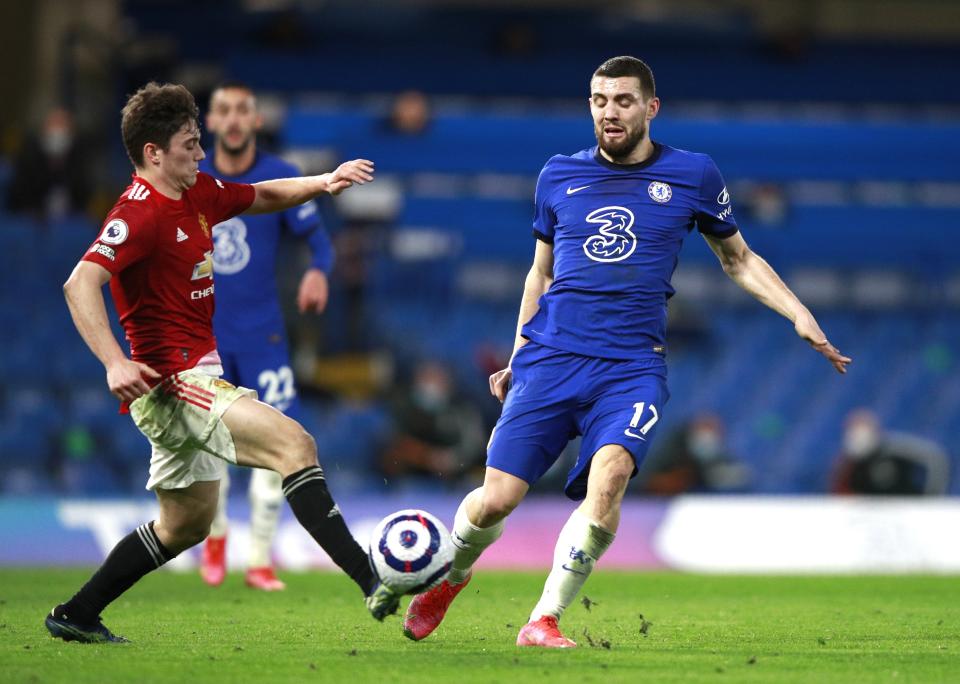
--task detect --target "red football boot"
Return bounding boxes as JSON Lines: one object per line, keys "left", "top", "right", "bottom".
{"left": 403, "top": 573, "right": 472, "bottom": 641}
{"left": 516, "top": 615, "right": 577, "bottom": 648}
{"left": 200, "top": 535, "right": 227, "bottom": 587}
{"left": 245, "top": 566, "right": 286, "bottom": 591}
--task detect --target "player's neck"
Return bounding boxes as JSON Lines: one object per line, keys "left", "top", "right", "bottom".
{"left": 599, "top": 137, "right": 655, "bottom": 166}
{"left": 135, "top": 167, "right": 185, "bottom": 201}
{"left": 213, "top": 142, "right": 257, "bottom": 177}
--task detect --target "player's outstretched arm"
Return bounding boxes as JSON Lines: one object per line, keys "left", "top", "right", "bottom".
{"left": 490, "top": 240, "right": 555, "bottom": 401}
{"left": 245, "top": 159, "right": 374, "bottom": 215}
{"left": 63, "top": 261, "right": 160, "bottom": 401}
{"left": 703, "top": 232, "right": 851, "bottom": 374}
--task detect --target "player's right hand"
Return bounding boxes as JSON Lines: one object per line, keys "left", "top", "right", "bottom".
{"left": 326, "top": 159, "right": 374, "bottom": 195}
{"left": 106, "top": 359, "right": 161, "bottom": 402}
{"left": 489, "top": 367, "right": 512, "bottom": 403}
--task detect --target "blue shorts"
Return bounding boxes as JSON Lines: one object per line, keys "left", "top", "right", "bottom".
{"left": 486, "top": 341, "right": 669, "bottom": 500}
{"left": 219, "top": 344, "right": 302, "bottom": 421}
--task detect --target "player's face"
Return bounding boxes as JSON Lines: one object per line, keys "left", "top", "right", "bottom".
{"left": 589, "top": 76, "right": 656, "bottom": 160}
{"left": 158, "top": 122, "right": 205, "bottom": 190}
{"left": 206, "top": 88, "right": 261, "bottom": 155}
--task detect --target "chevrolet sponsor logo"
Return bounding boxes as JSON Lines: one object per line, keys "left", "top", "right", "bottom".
{"left": 191, "top": 250, "right": 214, "bottom": 280}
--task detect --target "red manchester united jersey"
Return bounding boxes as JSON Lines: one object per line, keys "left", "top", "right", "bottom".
{"left": 83, "top": 172, "right": 255, "bottom": 378}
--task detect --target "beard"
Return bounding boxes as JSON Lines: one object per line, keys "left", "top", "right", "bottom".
{"left": 220, "top": 131, "right": 253, "bottom": 156}
{"left": 595, "top": 120, "right": 646, "bottom": 161}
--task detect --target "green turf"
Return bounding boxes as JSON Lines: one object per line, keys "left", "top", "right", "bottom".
{"left": 1, "top": 569, "right": 957, "bottom": 683}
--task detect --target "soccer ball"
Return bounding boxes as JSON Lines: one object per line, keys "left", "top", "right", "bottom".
{"left": 369, "top": 509, "right": 454, "bottom": 595}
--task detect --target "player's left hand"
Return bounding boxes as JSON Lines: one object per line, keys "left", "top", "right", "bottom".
{"left": 297, "top": 268, "right": 329, "bottom": 314}
{"left": 327, "top": 159, "right": 374, "bottom": 195}
{"left": 795, "top": 310, "right": 852, "bottom": 374}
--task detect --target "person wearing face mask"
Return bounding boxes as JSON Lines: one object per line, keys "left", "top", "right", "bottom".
{"left": 832, "top": 409, "right": 950, "bottom": 495}
{"left": 637, "top": 414, "right": 751, "bottom": 495}
{"left": 381, "top": 360, "right": 486, "bottom": 484}
{"left": 6, "top": 107, "right": 93, "bottom": 219}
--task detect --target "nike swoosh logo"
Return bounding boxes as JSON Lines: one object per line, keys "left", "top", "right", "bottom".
{"left": 561, "top": 564, "right": 587, "bottom": 575}
{"left": 566, "top": 185, "right": 591, "bottom": 195}
{"left": 623, "top": 429, "right": 647, "bottom": 441}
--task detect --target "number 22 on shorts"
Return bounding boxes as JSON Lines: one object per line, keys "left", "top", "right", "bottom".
{"left": 625, "top": 402, "right": 658, "bottom": 440}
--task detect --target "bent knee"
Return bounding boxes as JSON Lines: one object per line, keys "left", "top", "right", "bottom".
{"left": 477, "top": 490, "right": 520, "bottom": 523}
{"left": 163, "top": 518, "right": 213, "bottom": 550}
{"left": 272, "top": 421, "right": 317, "bottom": 473}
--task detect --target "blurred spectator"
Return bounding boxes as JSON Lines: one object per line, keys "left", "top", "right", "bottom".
{"left": 384, "top": 90, "right": 432, "bottom": 136}
{"left": 6, "top": 107, "right": 93, "bottom": 218}
{"left": 832, "top": 409, "right": 950, "bottom": 495}
{"left": 637, "top": 414, "right": 751, "bottom": 494}
{"left": 382, "top": 360, "right": 485, "bottom": 484}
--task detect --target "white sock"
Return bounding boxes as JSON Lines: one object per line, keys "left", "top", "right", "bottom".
{"left": 208, "top": 471, "right": 230, "bottom": 539}
{"left": 248, "top": 468, "right": 284, "bottom": 569}
{"left": 446, "top": 489, "right": 504, "bottom": 585}
{"left": 529, "top": 508, "right": 615, "bottom": 622}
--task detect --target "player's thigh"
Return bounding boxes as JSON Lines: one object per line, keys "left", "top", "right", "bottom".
{"left": 220, "top": 396, "right": 315, "bottom": 474}
{"left": 486, "top": 343, "right": 581, "bottom": 488}
{"left": 566, "top": 370, "right": 669, "bottom": 500}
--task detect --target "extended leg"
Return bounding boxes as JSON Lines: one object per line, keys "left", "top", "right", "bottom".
{"left": 219, "top": 397, "right": 387, "bottom": 615}
{"left": 518, "top": 445, "right": 632, "bottom": 648}
{"left": 47, "top": 480, "right": 219, "bottom": 643}
{"left": 404, "top": 467, "right": 528, "bottom": 641}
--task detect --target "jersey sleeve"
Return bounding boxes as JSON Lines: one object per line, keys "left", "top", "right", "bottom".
{"left": 198, "top": 172, "right": 256, "bottom": 225}
{"left": 694, "top": 156, "right": 739, "bottom": 238}
{"left": 82, "top": 204, "right": 156, "bottom": 274}
{"left": 532, "top": 161, "right": 558, "bottom": 243}
{"left": 283, "top": 199, "right": 334, "bottom": 272}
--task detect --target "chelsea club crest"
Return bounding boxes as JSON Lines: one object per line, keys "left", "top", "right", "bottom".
{"left": 647, "top": 181, "right": 672, "bottom": 203}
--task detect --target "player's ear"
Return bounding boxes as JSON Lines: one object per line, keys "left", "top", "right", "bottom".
{"left": 255, "top": 112, "right": 264, "bottom": 131}
{"left": 143, "top": 142, "right": 161, "bottom": 167}
{"left": 646, "top": 97, "right": 660, "bottom": 121}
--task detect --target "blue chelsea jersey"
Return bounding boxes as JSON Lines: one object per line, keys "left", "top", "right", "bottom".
{"left": 199, "top": 152, "right": 333, "bottom": 354}
{"left": 521, "top": 143, "right": 738, "bottom": 361}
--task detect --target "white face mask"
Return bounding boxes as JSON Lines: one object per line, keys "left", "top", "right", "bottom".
{"left": 844, "top": 424, "right": 880, "bottom": 459}
{"left": 689, "top": 430, "right": 722, "bottom": 462}
{"left": 42, "top": 129, "right": 72, "bottom": 157}
{"left": 413, "top": 383, "right": 448, "bottom": 410}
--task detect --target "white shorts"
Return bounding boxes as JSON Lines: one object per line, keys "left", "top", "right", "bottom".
{"left": 129, "top": 369, "right": 256, "bottom": 491}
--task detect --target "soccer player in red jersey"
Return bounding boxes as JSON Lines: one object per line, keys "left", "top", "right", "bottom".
{"left": 45, "top": 83, "right": 398, "bottom": 644}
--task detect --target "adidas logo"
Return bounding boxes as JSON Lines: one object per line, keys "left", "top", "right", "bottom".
{"left": 176, "top": 227, "right": 189, "bottom": 242}
{"left": 128, "top": 182, "right": 150, "bottom": 201}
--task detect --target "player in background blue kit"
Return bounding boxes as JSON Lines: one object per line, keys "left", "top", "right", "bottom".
{"left": 403, "top": 56, "right": 851, "bottom": 647}
{"left": 198, "top": 83, "right": 335, "bottom": 591}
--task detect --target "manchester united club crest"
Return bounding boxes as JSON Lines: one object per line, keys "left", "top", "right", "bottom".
{"left": 198, "top": 213, "right": 210, "bottom": 237}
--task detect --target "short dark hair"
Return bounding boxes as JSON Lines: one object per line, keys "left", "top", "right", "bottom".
{"left": 209, "top": 80, "right": 255, "bottom": 104}
{"left": 121, "top": 82, "right": 199, "bottom": 167}
{"left": 593, "top": 56, "right": 656, "bottom": 100}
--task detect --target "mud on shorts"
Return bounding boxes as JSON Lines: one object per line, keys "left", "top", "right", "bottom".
{"left": 129, "top": 370, "right": 257, "bottom": 491}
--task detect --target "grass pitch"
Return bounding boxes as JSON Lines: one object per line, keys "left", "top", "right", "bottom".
{"left": 1, "top": 569, "right": 957, "bottom": 683}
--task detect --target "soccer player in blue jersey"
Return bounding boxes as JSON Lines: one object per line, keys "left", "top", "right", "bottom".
{"left": 198, "top": 82, "right": 335, "bottom": 591}
{"left": 403, "top": 56, "right": 851, "bottom": 647}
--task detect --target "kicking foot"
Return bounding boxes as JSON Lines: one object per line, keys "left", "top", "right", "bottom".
{"left": 201, "top": 535, "right": 227, "bottom": 587}
{"left": 516, "top": 615, "right": 577, "bottom": 648}
{"left": 403, "top": 573, "right": 472, "bottom": 641}
{"left": 366, "top": 581, "right": 401, "bottom": 621}
{"left": 45, "top": 606, "right": 129, "bottom": 644}
{"left": 245, "top": 566, "right": 286, "bottom": 591}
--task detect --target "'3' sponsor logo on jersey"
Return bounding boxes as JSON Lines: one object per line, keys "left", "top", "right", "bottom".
{"left": 582, "top": 206, "right": 637, "bottom": 263}
{"left": 212, "top": 218, "right": 251, "bottom": 275}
